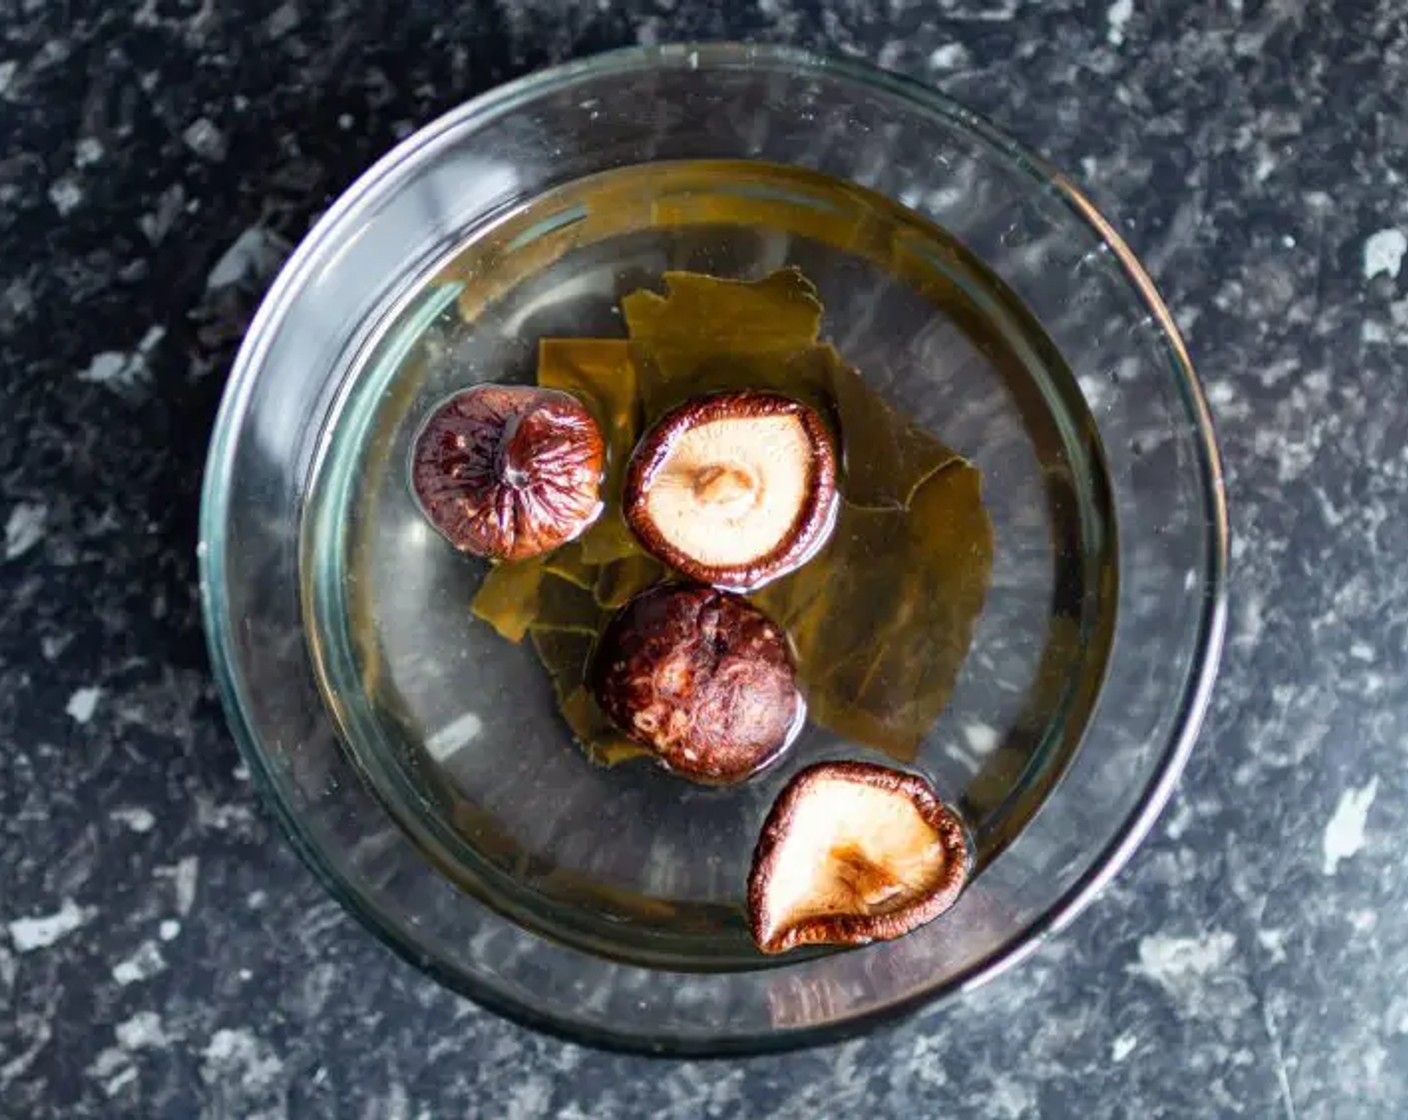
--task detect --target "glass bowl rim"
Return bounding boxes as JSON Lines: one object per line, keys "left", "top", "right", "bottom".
{"left": 197, "top": 40, "right": 1230, "bottom": 1055}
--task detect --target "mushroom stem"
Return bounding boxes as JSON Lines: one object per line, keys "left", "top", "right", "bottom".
{"left": 746, "top": 761, "right": 970, "bottom": 953}
{"left": 692, "top": 464, "right": 757, "bottom": 510}
{"left": 623, "top": 391, "right": 838, "bottom": 591}
{"left": 831, "top": 844, "right": 904, "bottom": 908}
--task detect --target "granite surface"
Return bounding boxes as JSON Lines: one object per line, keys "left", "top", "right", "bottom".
{"left": 2, "top": 0, "right": 1406, "bottom": 1116}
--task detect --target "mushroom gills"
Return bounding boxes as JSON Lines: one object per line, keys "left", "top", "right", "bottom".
{"left": 642, "top": 414, "right": 815, "bottom": 568}
{"left": 759, "top": 779, "right": 956, "bottom": 938}
{"left": 625, "top": 390, "right": 838, "bottom": 589}
{"left": 748, "top": 762, "right": 970, "bottom": 953}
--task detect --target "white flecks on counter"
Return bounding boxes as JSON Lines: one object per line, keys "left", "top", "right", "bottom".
{"left": 205, "top": 225, "right": 287, "bottom": 291}
{"left": 112, "top": 941, "right": 167, "bottom": 986}
{"left": 136, "top": 324, "right": 165, "bottom": 353}
{"left": 985, "top": 1075, "right": 1037, "bottom": 1120}
{"left": 1129, "top": 930, "right": 1236, "bottom": 998}
{"left": 195, "top": 796, "right": 257, "bottom": 831}
{"left": 368, "top": 1082, "right": 412, "bottom": 1120}
{"left": 927, "top": 43, "right": 971, "bottom": 70}
{"left": 875, "top": 40, "right": 904, "bottom": 70}
{"left": 173, "top": 855, "right": 199, "bottom": 915}
{"left": 1322, "top": 777, "right": 1379, "bottom": 875}
{"left": 1363, "top": 228, "right": 1407, "bottom": 280}
{"left": 1254, "top": 147, "right": 1278, "bottom": 183}
{"left": 4, "top": 502, "right": 46, "bottom": 560}
{"left": 74, "top": 136, "right": 104, "bottom": 167}
{"left": 1234, "top": 589, "right": 1264, "bottom": 648}
{"left": 265, "top": 1, "right": 300, "bottom": 37}
{"left": 1347, "top": 909, "right": 1377, "bottom": 933}
{"left": 158, "top": 919, "right": 181, "bottom": 941}
{"left": 48, "top": 176, "right": 83, "bottom": 215}
{"left": 78, "top": 351, "right": 147, "bottom": 393}
{"left": 66, "top": 686, "right": 102, "bottom": 724}
{"left": 182, "top": 117, "right": 227, "bottom": 161}
{"left": 201, "top": 1028, "right": 283, "bottom": 1091}
{"left": 1257, "top": 927, "right": 1289, "bottom": 964}
{"left": 140, "top": 183, "right": 186, "bottom": 245}
{"left": 115, "top": 1011, "right": 168, "bottom": 1050}
{"left": 77, "top": 326, "right": 166, "bottom": 394}
{"left": 7, "top": 897, "right": 96, "bottom": 952}
{"left": 109, "top": 805, "right": 155, "bottom": 834}
{"left": 110, "top": 806, "right": 156, "bottom": 833}
{"left": 1111, "top": 1034, "right": 1138, "bottom": 1062}
{"left": 1, "top": 1010, "right": 51, "bottom": 1086}
{"left": 1106, "top": 0, "right": 1133, "bottom": 45}
{"left": 923, "top": 42, "right": 968, "bottom": 70}
{"left": 1363, "top": 319, "right": 1390, "bottom": 344}
{"left": 1205, "top": 380, "right": 1237, "bottom": 408}
{"left": 86, "top": 1047, "right": 138, "bottom": 1098}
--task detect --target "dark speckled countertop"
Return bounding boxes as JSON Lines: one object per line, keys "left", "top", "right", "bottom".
{"left": 3, "top": 2, "right": 1407, "bottom": 1116}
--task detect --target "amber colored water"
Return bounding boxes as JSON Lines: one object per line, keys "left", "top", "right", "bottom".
{"left": 301, "top": 160, "right": 1115, "bottom": 969}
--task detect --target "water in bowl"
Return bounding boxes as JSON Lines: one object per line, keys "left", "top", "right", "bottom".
{"left": 301, "top": 160, "right": 1115, "bottom": 970}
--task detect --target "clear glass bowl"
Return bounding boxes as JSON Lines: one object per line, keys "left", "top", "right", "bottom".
{"left": 199, "top": 43, "right": 1227, "bottom": 1054}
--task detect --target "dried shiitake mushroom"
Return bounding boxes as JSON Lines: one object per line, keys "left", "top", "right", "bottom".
{"left": 591, "top": 583, "right": 802, "bottom": 784}
{"left": 747, "top": 761, "right": 969, "bottom": 954}
{"left": 411, "top": 384, "right": 605, "bottom": 561}
{"left": 623, "top": 391, "right": 838, "bottom": 590}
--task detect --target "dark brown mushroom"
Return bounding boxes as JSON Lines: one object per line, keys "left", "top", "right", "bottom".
{"left": 623, "top": 391, "right": 838, "bottom": 590}
{"left": 591, "top": 583, "right": 802, "bottom": 784}
{"left": 411, "top": 384, "right": 605, "bottom": 561}
{"left": 747, "top": 761, "right": 969, "bottom": 954}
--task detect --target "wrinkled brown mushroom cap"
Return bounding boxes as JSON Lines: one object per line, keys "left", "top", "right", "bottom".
{"left": 411, "top": 384, "right": 605, "bottom": 561}
{"left": 747, "top": 761, "right": 969, "bottom": 954}
{"left": 591, "top": 583, "right": 802, "bottom": 784}
{"left": 623, "top": 391, "right": 838, "bottom": 590}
